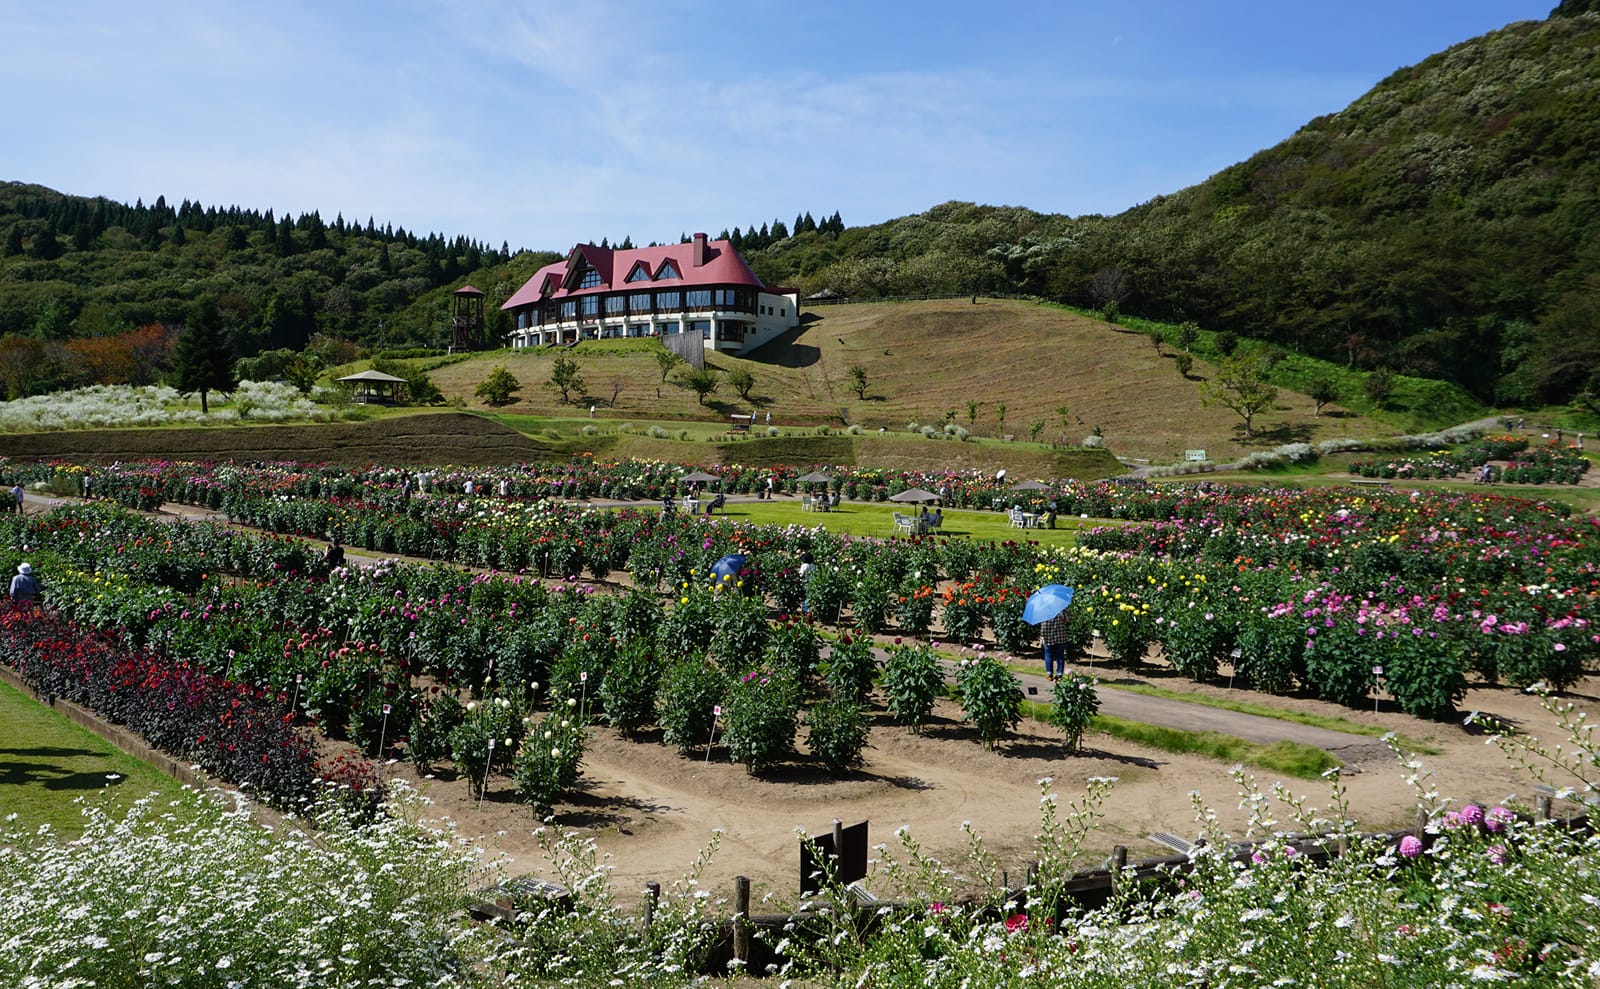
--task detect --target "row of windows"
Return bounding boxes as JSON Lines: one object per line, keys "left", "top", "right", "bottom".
{"left": 515, "top": 299, "right": 787, "bottom": 329}
{"left": 515, "top": 319, "right": 760, "bottom": 342}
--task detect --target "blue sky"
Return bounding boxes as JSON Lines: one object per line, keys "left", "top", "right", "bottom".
{"left": 1, "top": 1, "right": 1554, "bottom": 252}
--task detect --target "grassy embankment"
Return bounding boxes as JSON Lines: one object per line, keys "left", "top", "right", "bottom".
{"left": 0, "top": 679, "right": 194, "bottom": 834}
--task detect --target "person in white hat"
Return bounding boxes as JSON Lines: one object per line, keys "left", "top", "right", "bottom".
{"left": 10, "top": 562, "right": 40, "bottom": 607}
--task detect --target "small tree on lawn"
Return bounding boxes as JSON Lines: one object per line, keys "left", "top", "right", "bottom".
{"left": 965, "top": 398, "right": 980, "bottom": 427}
{"left": 1028, "top": 419, "right": 1046, "bottom": 443}
{"left": 1364, "top": 366, "right": 1396, "bottom": 407}
{"left": 848, "top": 364, "right": 869, "bottom": 399}
{"left": 173, "top": 296, "right": 236, "bottom": 414}
{"left": 1174, "top": 352, "right": 1195, "bottom": 378}
{"left": 1307, "top": 376, "right": 1340, "bottom": 416}
{"left": 653, "top": 347, "right": 684, "bottom": 383}
{"left": 546, "top": 354, "right": 586, "bottom": 404}
{"left": 683, "top": 367, "right": 720, "bottom": 405}
{"left": 994, "top": 400, "right": 1007, "bottom": 435}
{"left": 475, "top": 365, "right": 521, "bottom": 406}
{"left": 283, "top": 353, "right": 323, "bottom": 394}
{"left": 1201, "top": 352, "right": 1278, "bottom": 438}
{"left": 1176, "top": 320, "right": 1199, "bottom": 351}
{"left": 727, "top": 366, "right": 756, "bottom": 401}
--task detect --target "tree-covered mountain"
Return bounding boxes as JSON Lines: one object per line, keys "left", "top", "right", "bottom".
{"left": 4, "top": 9, "right": 1599, "bottom": 410}
{"left": 0, "top": 181, "right": 560, "bottom": 392}
{"left": 740, "top": 10, "right": 1600, "bottom": 409}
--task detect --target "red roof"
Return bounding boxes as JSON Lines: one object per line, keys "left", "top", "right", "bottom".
{"left": 501, "top": 236, "right": 766, "bottom": 310}
{"left": 454, "top": 284, "right": 485, "bottom": 296}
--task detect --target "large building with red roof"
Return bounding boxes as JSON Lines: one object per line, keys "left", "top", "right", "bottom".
{"left": 501, "top": 233, "right": 799, "bottom": 353}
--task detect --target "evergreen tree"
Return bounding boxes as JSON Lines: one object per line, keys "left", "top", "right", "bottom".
{"left": 802, "top": 211, "right": 817, "bottom": 233}
{"left": 275, "top": 217, "right": 296, "bottom": 256}
{"left": 173, "top": 296, "right": 236, "bottom": 414}
{"left": 771, "top": 219, "right": 789, "bottom": 240}
{"left": 3, "top": 225, "right": 22, "bottom": 256}
{"left": 30, "top": 225, "right": 64, "bottom": 260}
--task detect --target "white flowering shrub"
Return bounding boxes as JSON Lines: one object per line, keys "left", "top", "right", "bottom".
{"left": 0, "top": 782, "right": 497, "bottom": 988}
{"left": 0, "top": 381, "right": 353, "bottom": 432}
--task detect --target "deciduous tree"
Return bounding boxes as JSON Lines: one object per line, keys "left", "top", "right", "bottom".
{"left": 682, "top": 367, "right": 720, "bottom": 405}
{"left": 848, "top": 364, "right": 869, "bottom": 400}
{"left": 727, "top": 367, "right": 756, "bottom": 401}
{"left": 1201, "top": 353, "right": 1278, "bottom": 437}
{"left": 546, "top": 354, "right": 586, "bottom": 404}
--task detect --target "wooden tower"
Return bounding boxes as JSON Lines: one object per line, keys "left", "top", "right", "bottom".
{"left": 450, "top": 284, "right": 485, "bottom": 351}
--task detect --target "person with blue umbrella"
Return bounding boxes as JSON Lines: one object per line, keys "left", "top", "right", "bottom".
{"left": 1023, "top": 584, "right": 1075, "bottom": 682}
{"left": 711, "top": 553, "right": 749, "bottom": 594}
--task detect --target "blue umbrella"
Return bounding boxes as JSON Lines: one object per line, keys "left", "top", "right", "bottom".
{"left": 1022, "top": 584, "right": 1075, "bottom": 625}
{"left": 711, "top": 554, "right": 748, "bottom": 585}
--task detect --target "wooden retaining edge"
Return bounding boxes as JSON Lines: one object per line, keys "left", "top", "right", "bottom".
{"left": 0, "top": 661, "right": 286, "bottom": 831}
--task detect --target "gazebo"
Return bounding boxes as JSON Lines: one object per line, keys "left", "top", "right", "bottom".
{"left": 338, "top": 369, "right": 409, "bottom": 404}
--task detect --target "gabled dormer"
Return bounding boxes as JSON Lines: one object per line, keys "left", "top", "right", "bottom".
{"left": 625, "top": 261, "right": 653, "bottom": 283}
{"left": 655, "top": 259, "right": 681, "bottom": 280}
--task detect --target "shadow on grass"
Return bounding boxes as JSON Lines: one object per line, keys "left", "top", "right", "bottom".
{"left": 0, "top": 746, "right": 134, "bottom": 791}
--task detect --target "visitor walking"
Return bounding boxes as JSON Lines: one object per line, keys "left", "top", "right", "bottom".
{"left": 798, "top": 551, "right": 816, "bottom": 615}
{"left": 764, "top": 476, "right": 774, "bottom": 500}
{"left": 9, "top": 562, "right": 39, "bottom": 609}
{"left": 1039, "top": 610, "right": 1071, "bottom": 682}
{"left": 323, "top": 537, "right": 345, "bottom": 570}
{"left": 11, "top": 483, "right": 22, "bottom": 514}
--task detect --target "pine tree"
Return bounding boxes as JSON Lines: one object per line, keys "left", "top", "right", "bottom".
{"left": 173, "top": 297, "right": 236, "bottom": 414}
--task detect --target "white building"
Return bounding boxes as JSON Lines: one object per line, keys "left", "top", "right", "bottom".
{"left": 501, "top": 233, "right": 800, "bottom": 354}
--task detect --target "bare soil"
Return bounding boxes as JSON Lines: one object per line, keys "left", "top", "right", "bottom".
{"left": 381, "top": 670, "right": 1598, "bottom": 910}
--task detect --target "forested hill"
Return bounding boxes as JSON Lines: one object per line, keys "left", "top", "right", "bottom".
{"left": 0, "top": 180, "right": 559, "bottom": 357}
{"left": 742, "top": 10, "right": 1600, "bottom": 408}
{"left": 5, "top": 9, "right": 1600, "bottom": 410}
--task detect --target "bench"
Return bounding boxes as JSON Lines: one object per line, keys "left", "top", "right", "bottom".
{"left": 1147, "top": 831, "right": 1195, "bottom": 854}
{"left": 1349, "top": 478, "right": 1391, "bottom": 487}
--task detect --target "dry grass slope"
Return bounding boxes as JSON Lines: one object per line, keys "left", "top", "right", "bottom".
{"left": 428, "top": 299, "right": 1385, "bottom": 463}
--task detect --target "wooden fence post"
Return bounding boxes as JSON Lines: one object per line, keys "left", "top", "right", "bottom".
{"left": 1111, "top": 845, "right": 1128, "bottom": 893}
{"left": 732, "top": 876, "right": 751, "bottom": 965}
{"left": 642, "top": 881, "right": 660, "bottom": 928}
{"left": 1536, "top": 795, "right": 1552, "bottom": 821}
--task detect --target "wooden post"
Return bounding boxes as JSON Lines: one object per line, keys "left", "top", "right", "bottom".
{"left": 1536, "top": 795, "right": 1552, "bottom": 821}
{"left": 642, "top": 882, "right": 660, "bottom": 928}
{"left": 1415, "top": 807, "right": 1429, "bottom": 839}
{"left": 1111, "top": 845, "right": 1128, "bottom": 893}
{"left": 732, "top": 876, "right": 751, "bottom": 965}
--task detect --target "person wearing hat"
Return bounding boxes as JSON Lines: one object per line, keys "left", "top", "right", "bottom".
{"left": 10, "top": 562, "right": 39, "bottom": 607}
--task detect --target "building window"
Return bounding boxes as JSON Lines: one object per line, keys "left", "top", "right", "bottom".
{"left": 559, "top": 300, "right": 577, "bottom": 320}
{"left": 655, "top": 260, "right": 680, "bottom": 280}
{"left": 605, "top": 295, "right": 626, "bottom": 315}
{"left": 686, "top": 289, "right": 712, "bottom": 309}
{"left": 579, "top": 268, "right": 602, "bottom": 288}
{"left": 660, "top": 321, "right": 680, "bottom": 334}
{"left": 657, "top": 290, "right": 681, "bottom": 309}
{"left": 691, "top": 320, "right": 711, "bottom": 339}
{"left": 625, "top": 264, "right": 651, "bottom": 283}
{"left": 581, "top": 296, "right": 599, "bottom": 316}
{"left": 780, "top": 308, "right": 787, "bottom": 317}
{"left": 630, "top": 292, "right": 652, "bottom": 312}
{"left": 714, "top": 288, "right": 736, "bottom": 307}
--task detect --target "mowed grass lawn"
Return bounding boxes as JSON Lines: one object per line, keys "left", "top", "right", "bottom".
{"left": 0, "top": 680, "right": 192, "bottom": 835}
{"left": 671, "top": 498, "right": 1104, "bottom": 545}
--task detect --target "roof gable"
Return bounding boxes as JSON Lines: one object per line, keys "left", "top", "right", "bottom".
{"left": 500, "top": 237, "right": 765, "bottom": 311}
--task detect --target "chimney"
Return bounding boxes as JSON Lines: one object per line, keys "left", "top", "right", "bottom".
{"left": 692, "top": 232, "right": 708, "bottom": 267}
